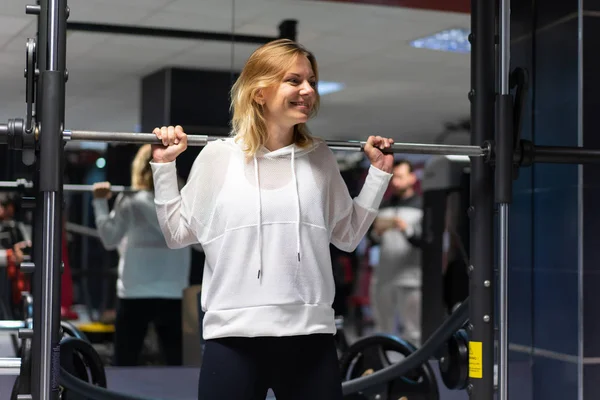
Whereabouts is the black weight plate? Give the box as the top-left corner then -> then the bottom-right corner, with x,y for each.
439,329 -> 469,390
340,334 -> 439,400
60,349 -> 92,400
61,320 -> 89,342
11,338 -> 32,400
10,377 -> 20,400
59,337 -> 107,388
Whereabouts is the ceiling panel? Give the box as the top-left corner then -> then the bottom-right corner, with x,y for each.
67,0 -> 158,24
1,0 -> 30,17
0,15 -> 31,36
305,0 -> 470,14
136,10 -> 236,32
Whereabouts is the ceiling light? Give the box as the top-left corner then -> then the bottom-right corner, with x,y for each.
318,81 -> 345,95
410,28 -> 471,54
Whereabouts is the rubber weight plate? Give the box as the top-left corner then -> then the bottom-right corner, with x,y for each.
59,336 -> 107,399
339,334 -> 439,400
10,337 -> 32,400
439,329 -> 469,390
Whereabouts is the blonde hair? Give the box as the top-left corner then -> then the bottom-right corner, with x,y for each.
230,39 -> 320,157
131,144 -> 154,191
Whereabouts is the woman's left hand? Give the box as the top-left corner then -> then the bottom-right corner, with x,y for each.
364,135 -> 395,173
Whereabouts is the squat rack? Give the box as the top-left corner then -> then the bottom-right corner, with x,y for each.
0,0 -> 598,399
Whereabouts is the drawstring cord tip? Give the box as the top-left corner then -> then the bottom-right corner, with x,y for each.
257,270 -> 261,279
297,253 -> 300,262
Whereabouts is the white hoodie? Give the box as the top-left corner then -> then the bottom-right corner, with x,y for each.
93,191 -> 191,299
150,137 -> 392,339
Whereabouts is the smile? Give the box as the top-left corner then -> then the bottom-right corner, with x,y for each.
290,102 -> 310,108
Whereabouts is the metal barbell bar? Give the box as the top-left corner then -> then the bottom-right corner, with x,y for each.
0,127 -> 488,195
1,123 -> 489,156
0,321 -> 27,332
0,180 -> 133,193
62,129 -> 488,157
1,128 -> 489,195
0,357 -> 21,375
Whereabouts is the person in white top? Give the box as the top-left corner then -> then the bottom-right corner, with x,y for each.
92,144 -> 191,366
150,39 -> 394,399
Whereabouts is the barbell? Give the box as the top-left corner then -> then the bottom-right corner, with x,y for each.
0,128 -> 489,195
0,122 -> 489,158
0,180 -> 132,193
63,129 -> 488,157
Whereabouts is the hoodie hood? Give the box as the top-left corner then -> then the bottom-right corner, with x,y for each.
228,135 -> 322,282
227,134 -> 322,159
254,140 -> 321,159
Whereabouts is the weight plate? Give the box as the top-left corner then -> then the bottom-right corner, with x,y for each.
340,334 -> 440,400
439,329 -> 469,390
59,336 -> 107,399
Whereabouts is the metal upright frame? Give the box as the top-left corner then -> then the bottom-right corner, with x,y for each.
468,0 -> 496,397
29,1 -> 68,399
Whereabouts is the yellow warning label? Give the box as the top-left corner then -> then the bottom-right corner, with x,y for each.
469,341 -> 483,378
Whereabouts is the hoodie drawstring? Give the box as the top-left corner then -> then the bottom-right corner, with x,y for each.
254,146 -> 302,282
291,146 -> 301,262
254,155 -> 263,281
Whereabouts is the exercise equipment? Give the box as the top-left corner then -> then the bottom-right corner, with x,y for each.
60,320 -> 89,342
339,334 -> 439,400
10,337 -> 31,400
0,180 -> 133,194
59,336 -> 107,400
9,334 -> 108,400
439,328 -> 469,390
420,155 -> 471,342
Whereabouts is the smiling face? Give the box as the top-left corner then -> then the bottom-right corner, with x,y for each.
230,39 -> 321,156
258,55 -> 317,130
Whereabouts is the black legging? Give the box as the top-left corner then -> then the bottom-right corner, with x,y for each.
113,298 -> 182,366
198,334 -> 343,400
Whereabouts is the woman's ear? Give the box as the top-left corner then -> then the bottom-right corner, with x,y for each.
254,89 -> 265,105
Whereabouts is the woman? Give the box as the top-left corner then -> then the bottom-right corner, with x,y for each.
92,144 -> 191,366
150,39 -> 394,399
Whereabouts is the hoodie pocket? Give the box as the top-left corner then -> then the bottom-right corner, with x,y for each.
292,229 -> 335,305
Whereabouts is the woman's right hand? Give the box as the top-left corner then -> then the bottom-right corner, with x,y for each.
92,182 -> 112,199
152,125 -> 188,163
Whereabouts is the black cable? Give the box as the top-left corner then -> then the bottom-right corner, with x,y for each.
342,298 -> 469,395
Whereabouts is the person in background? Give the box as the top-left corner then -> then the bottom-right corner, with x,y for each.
92,144 -> 192,366
370,159 -> 423,344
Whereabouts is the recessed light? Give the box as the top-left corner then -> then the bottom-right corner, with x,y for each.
410,28 -> 470,54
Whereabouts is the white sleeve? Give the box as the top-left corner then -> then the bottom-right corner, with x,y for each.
151,142 -> 226,249
327,150 -> 392,252
92,194 -> 130,250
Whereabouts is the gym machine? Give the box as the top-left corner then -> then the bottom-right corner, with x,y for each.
420,155 -> 471,344
3,0 -> 600,399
